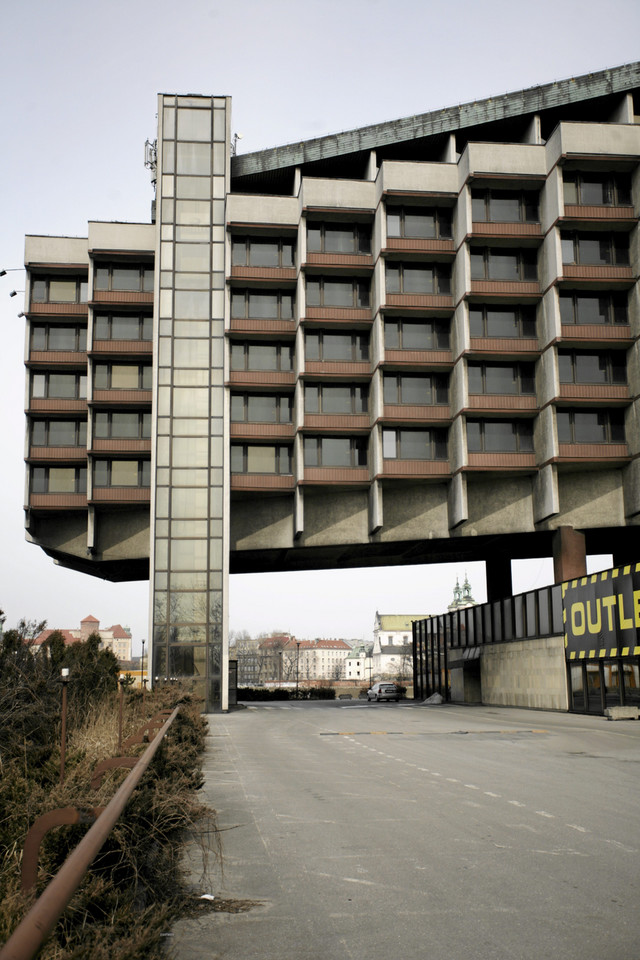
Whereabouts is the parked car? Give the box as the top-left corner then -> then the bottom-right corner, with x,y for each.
367,682 -> 400,702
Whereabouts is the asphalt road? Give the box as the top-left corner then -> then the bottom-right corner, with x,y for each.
171,701 -> 640,960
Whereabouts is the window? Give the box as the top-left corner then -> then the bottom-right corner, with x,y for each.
470,248 -> 537,281
305,331 -> 369,362
386,206 -> 452,239
94,264 -> 154,293
558,351 -> 626,385
383,374 -> 448,405
304,436 -> 367,467
31,373 -> 87,400
94,364 -> 152,390
469,305 -> 536,339
31,277 -> 87,304
94,314 -> 153,340
467,362 -> 535,395
31,466 -> 87,494
472,189 -> 539,223
231,444 -> 292,474
231,289 -> 294,320
307,223 -> 371,255
557,410 -> 625,444
467,419 -> 533,453
93,459 -> 151,487
231,237 -> 295,268
231,394 -> 292,423
386,263 -> 451,295
563,172 -> 631,207
384,319 -> 449,350
305,384 -> 368,415
561,233 -> 629,266
306,278 -> 370,308
230,342 -> 294,372
94,412 -> 151,439
31,325 -> 87,352
382,428 -> 448,460
31,420 -> 87,447
559,292 -> 628,326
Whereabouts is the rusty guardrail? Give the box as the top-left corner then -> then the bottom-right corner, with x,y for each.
0,705 -> 180,960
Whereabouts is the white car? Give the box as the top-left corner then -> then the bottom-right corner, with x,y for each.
367,682 -> 400,702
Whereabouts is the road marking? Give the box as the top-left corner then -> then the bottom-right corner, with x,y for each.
446,778 -> 460,783
484,791 -> 501,798
343,877 -> 375,886
567,823 -> 588,833
464,784 -> 479,790
508,800 -> 525,807
536,811 -> 555,819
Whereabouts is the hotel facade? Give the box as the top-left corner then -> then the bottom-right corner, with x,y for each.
23,64 -> 640,710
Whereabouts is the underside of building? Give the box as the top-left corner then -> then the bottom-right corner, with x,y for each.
23,62 -> 640,710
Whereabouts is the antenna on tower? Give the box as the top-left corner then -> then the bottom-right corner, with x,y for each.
144,139 -> 157,188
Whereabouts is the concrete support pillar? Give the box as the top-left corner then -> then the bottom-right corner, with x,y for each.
552,526 -> 586,584
485,555 -> 513,602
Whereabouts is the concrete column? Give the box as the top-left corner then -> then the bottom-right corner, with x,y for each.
485,555 -> 513,602
552,526 -> 586,584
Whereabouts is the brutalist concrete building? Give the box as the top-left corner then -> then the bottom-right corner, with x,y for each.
23,63 -> 640,710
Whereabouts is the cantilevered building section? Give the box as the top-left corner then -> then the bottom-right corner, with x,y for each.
23,64 -> 640,711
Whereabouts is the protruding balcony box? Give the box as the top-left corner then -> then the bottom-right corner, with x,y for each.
28,350 -> 87,366
228,371 -> 296,388
559,324 -> 633,345
465,453 -> 537,471
230,423 -> 295,440
561,264 -> 634,284
384,294 -> 454,311
382,349 -> 453,370
468,338 -> 539,357
471,222 -> 542,240
231,474 -> 295,492
29,493 -> 87,509
562,204 -> 636,223
28,446 -> 87,462
469,280 -> 539,297
230,265 -> 297,281
91,340 -> 153,356
459,142 -> 546,185
229,317 -> 296,336
303,361 -> 370,379
556,384 -> 629,403
91,389 -> 152,406
90,439 -> 152,454
304,306 -> 372,323
88,222 -> 155,255
546,121 -> 640,168
28,302 -> 88,317
91,291 -> 154,307
302,467 -> 369,485
557,443 -> 629,461
378,160 -> 458,199
303,414 -> 369,432
378,460 -> 450,479
466,395 -> 538,413
381,405 -> 450,423
384,238 -> 454,256
29,398 -> 87,414
300,178 -> 376,213
227,193 -> 298,226
89,488 -> 151,504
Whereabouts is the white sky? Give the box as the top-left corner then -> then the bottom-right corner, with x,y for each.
1,0 -> 636,652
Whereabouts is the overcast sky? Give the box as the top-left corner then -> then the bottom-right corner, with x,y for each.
1,0 -> 636,652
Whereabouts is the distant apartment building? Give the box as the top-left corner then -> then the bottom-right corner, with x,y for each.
21,63 -> 640,711
34,614 -> 133,662
372,612 -> 429,679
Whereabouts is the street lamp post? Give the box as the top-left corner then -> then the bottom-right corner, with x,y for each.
117,675 -> 125,753
141,638 -> 146,703
295,641 -> 301,699
59,668 -> 70,784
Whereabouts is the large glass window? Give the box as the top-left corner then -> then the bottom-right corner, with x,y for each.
384,318 -> 449,350
31,277 -> 88,304
382,429 -> 448,460
386,206 -> 452,239
307,223 -> 371,255
94,412 -> 151,439
31,420 -> 87,446
305,332 -> 369,362
306,278 -> 370,308
469,305 -> 536,339
563,172 -> 632,207
561,233 -> 629,266
31,325 -> 86,352
467,419 -> 533,453
230,444 -> 292,474
305,384 -> 368,414
468,362 -> 535,395
31,373 -> 87,400
94,364 -> 152,389
93,314 -> 153,340
231,289 -> 294,320
93,459 -> 151,487
558,351 -> 626,385
304,436 -> 367,467
470,248 -> 537,281
559,292 -> 628,326
31,466 -> 86,494
231,394 -> 292,423
386,263 -> 451,295
383,374 -> 448,405
230,342 -> 294,372
232,237 -> 295,268
472,189 -> 539,223
94,264 -> 154,293
557,409 -> 625,444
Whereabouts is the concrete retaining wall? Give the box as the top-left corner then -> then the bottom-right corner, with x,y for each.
480,636 -> 568,711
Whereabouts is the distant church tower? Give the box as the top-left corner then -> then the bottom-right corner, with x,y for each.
447,573 -> 477,612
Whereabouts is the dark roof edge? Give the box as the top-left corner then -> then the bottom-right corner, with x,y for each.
232,62 -> 640,177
